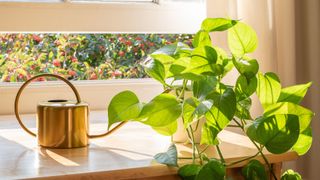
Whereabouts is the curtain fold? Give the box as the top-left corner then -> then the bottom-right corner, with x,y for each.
207,0 -> 320,179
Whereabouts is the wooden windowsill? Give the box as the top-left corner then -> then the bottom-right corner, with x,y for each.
0,111 -> 298,179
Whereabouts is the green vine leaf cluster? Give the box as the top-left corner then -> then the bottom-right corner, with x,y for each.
107,18 -> 314,180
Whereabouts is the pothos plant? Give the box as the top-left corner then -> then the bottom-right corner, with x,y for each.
107,18 -> 314,180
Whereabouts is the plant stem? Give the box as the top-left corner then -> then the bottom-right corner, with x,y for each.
200,145 -> 209,154
227,124 -> 241,128
216,145 -> 225,164
226,152 -> 259,166
193,119 -> 201,132
178,157 -> 194,160
186,127 -> 196,164
233,117 -> 278,180
189,126 -> 202,165
250,139 -> 278,180
233,118 -> 243,128
177,79 -> 188,100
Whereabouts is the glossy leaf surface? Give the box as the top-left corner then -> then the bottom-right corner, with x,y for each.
108,91 -> 143,129
242,160 -> 267,180
139,94 -> 181,127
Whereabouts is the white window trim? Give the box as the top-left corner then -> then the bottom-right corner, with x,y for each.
0,0 -> 206,115
0,0 -> 205,33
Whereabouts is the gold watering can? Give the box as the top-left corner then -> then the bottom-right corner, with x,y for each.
14,74 -> 126,149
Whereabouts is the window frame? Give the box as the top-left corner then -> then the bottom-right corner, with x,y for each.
0,0 -> 206,115
0,0 -> 205,33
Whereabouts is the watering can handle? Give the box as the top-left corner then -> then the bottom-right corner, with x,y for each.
14,73 -> 127,138
14,74 -> 82,137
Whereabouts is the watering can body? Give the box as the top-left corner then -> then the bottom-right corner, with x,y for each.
37,100 -> 89,148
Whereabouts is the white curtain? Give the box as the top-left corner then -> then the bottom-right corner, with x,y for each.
206,0 -> 320,179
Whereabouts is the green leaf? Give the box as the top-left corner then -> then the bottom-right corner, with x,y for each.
264,102 -> 314,132
228,22 -> 258,57
183,97 -> 212,128
178,164 -> 202,180
192,76 -> 217,100
281,169 -> 302,180
152,44 -> 177,56
143,59 -> 166,84
201,122 -> 219,145
214,47 -> 234,77
233,58 -> 259,80
152,121 -> 178,136
170,57 -> 190,75
170,57 -> 204,81
206,88 -> 236,129
154,143 -> 178,167
242,160 -> 267,180
278,82 -> 312,104
235,75 -> 257,100
193,30 -> 212,48
196,159 -> 225,180
108,91 -> 143,129
292,127 -> 312,155
153,42 -> 192,58
257,72 -> 281,109
139,94 -> 182,127
151,54 -> 175,78
182,46 -> 218,75
246,114 -> 300,154
235,97 -> 252,120
202,18 -> 237,32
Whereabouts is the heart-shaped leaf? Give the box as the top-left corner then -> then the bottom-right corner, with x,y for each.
278,82 -> 312,104
235,75 -> 257,101
139,93 -> 182,127
235,97 -> 252,120
151,54 -> 175,78
183,97 -> 213,128
264,102 -> 314,132
193,30 -> 212,48
196,159 -> 225,180
170,57 -> 204,81
281,169 -> 302,180
200,122 -> 219,145
202,18 -> 237,32
228,22 -> 258,57
233,58 -> 259,80
152,44 -> 177,56
178,164 -> 202,180
246,114 -> 300,154
152,121 -> 178,136
292,126 -> 312,155
205,88 -> 236,130
192,76 -> 217,100
242,160 -> 267,180
257,72 -> 281,109
108,91 -> 143,129
143,58 -> 166,85
182,46 -> 218,75
154,143 -> 178,167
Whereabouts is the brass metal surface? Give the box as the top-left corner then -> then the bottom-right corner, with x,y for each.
37,101 -> 89,148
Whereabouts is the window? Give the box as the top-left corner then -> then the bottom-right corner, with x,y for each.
0,0 -> 205,115
0,33 -> 193,82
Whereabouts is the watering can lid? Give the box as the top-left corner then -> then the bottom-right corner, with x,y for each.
38,100 -> 88,107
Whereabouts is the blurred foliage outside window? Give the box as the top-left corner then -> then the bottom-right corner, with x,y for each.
0,34 -> 193,82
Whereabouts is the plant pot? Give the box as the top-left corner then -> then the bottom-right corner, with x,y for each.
172,117 -> 205,144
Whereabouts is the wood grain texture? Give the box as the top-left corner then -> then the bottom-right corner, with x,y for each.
0,111 -> 298,179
